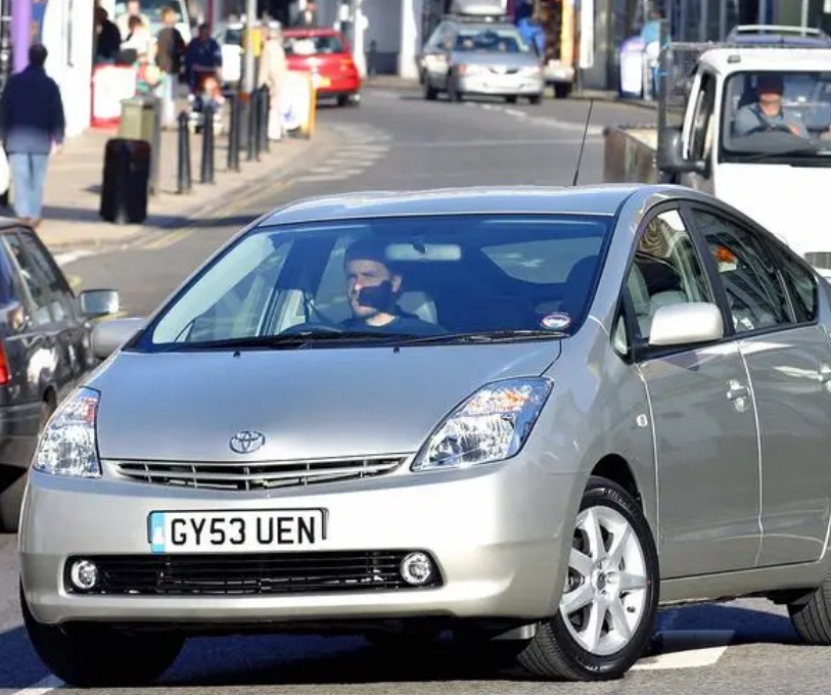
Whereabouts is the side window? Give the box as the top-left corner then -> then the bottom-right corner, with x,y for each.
689,209 -> 791,333
626,209 -> 713,343
689,71 -> 716,163
2,234 -> 53,326
777,247 -> 819,323
17,231 -> 74,321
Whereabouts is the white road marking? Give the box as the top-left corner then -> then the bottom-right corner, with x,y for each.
53,249 -> 96,266
11,674 -> 64,694
632,629 -> 734,671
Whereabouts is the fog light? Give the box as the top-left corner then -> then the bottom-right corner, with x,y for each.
400,552 -> 433,586
69,560 -> 98,590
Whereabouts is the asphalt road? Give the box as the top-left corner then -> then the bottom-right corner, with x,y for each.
2,88 -> 829,694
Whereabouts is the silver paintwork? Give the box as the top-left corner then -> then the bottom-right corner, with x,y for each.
18,184 -> 831,652
92,317 -> 144,360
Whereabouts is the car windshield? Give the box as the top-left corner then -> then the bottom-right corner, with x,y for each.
721,70 -> 831,163
134,213 -> 612,352
284,34 -> 345,56
455,27 -> 530,53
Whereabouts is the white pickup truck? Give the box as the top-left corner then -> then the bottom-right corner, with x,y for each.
604,40 -> 831,277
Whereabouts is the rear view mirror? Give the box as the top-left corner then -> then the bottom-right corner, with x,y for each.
79,289 -> 120,318
657,126 -> 706,175
92,317 -> 144,360
648,302 -> 723,347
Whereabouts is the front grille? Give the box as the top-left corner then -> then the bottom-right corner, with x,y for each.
65,551 -> 442,596
489,67 -> 519,74
110,456 -> 406,491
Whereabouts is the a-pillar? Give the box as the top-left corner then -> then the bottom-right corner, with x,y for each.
11,0 -> 32,73
398,0 -> 422,80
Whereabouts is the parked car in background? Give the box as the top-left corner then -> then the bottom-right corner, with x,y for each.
283,28 -> 361,107
0,218 -> 120,532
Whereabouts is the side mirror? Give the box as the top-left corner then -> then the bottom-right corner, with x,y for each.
648,302 -> 724,347
91,317 -> 144,360
79,289 -> 120,318
657,126 -> 706,175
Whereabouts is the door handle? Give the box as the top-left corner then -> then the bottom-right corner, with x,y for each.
726,379 -> 749,400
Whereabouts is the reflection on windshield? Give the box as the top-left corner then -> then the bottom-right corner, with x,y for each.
722,70 -> 831,161
136,214 -> 612,352
455,29 -> 529,53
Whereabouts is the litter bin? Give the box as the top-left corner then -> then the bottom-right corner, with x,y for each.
99,138 -> 151,225
119,96 -> 161,195
619,37 -> 646,99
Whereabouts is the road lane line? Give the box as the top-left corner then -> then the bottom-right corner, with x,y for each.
138,180 -> 295,251
632,629 -> 734,671
11,674 -> 63,694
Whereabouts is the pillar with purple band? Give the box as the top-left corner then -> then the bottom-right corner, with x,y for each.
10,0 -> 32,74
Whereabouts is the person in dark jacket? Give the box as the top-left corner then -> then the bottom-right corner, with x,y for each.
0,44 -> 65,230
293,1 -> 319,27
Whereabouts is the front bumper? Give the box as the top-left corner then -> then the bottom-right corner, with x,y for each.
20,460 -> 579,628
458,73 -> 543,96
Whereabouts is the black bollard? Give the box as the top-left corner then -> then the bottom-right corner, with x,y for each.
227,92 -> 241,173
200,103 -> 216,184
246,90 -> 257,161
177,110 -> 192,194
259,85 -> 270,153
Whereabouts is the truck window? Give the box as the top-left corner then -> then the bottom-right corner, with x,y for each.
721,70 -> 831,163
689,71 -> 716,162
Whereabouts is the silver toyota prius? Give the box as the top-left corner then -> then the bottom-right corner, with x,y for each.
18,184 -> 831,686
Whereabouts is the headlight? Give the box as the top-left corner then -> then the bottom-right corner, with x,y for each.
411,377 -> 553,472
33,387 -> 101,478
460,64 -> 486,75
521,65 -> 542,76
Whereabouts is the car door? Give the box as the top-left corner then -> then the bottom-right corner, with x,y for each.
2,231 -> 77,401
687,205 -> 831,567
16,229 -> 92,385
680,68 -> 716,193
622,204 -> 761,578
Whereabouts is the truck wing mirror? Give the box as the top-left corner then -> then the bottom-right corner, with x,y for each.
657,126 -> 707,175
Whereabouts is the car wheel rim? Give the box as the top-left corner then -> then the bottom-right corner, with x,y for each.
559,505 -> 648,656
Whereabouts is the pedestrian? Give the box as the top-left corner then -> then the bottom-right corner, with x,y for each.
154,6 -> 186,128
258,24 -> 288,141
293,1 -> 319,27
116,0 -> 151,41
0,44 -> 65,231
94,7 -> 123,64
184,23 -> 223,92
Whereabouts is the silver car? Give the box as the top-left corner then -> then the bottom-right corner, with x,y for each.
18,184 -> 831,686
419,20 -> 544,104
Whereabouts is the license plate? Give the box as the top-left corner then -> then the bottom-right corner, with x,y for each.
312,75 -> 331,88
148,509 -> 327,554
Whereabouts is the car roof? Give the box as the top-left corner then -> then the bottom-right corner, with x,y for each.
698,46 -> 831,74
258,184 -> 677,227
0,216 -> 21,230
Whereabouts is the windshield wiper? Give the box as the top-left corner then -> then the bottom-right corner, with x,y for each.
734,146 -> 824,163
392,329 -> 566,346
164,331 -> 413,351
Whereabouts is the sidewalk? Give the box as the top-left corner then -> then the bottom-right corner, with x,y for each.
0,121 -> 336,254
362,74 -> 658,110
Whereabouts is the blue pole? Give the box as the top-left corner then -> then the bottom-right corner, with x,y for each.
11,0 -> 32,74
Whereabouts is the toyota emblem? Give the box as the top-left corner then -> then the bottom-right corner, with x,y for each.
229,430 -> 266,454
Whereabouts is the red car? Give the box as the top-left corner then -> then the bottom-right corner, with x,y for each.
283,28 -> 361,107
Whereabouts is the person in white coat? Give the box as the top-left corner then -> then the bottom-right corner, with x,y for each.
257,24 -> 288,141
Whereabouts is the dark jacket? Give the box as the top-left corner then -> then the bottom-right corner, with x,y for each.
156,26 -> 185,74
0,65 -> 66,154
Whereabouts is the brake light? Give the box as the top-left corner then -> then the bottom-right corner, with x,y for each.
340,57 -> 355,71
0,340 -> 9,386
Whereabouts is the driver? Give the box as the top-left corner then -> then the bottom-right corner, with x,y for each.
341,238 -> 443,335
733,74 -> 807,138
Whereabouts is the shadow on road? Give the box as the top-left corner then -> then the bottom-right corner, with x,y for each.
0,624 -> 49,690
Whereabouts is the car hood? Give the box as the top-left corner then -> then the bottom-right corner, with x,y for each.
90,343 -> 561,462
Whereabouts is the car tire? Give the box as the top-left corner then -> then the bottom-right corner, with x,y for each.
788,579 -> 831,644
514,475 -> 660,681
528,94 -> 542,105
0,400 -> 54,532
423,73 -> 438,100
20,583 -> 185,688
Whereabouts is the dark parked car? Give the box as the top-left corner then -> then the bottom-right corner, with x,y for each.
0,218 -> 120,531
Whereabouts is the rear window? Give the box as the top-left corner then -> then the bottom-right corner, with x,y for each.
455,28 -> 530,53
284,34 -> 345,56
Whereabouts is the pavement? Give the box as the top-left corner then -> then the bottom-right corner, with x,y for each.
2,86 -> 828,694
0,114 -> 338,258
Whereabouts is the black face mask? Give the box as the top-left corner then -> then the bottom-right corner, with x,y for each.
357,281 -> 395,313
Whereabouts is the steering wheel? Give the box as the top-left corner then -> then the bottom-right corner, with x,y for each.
280,321 -> 345,335
745,123 -> 794,136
